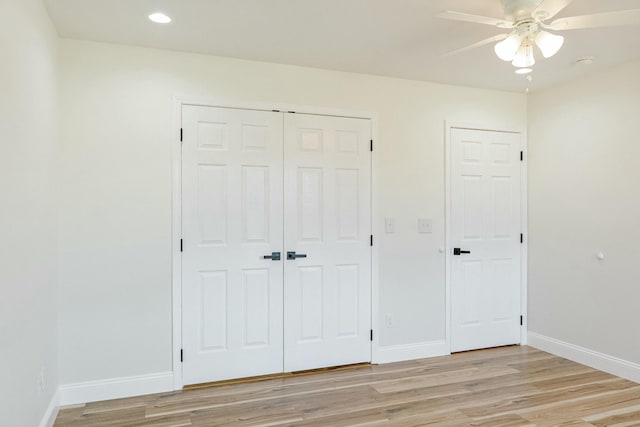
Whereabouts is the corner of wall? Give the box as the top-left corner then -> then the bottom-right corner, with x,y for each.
38,391 -> 60,427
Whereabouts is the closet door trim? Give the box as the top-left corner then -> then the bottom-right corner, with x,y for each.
171,97 -> 379,389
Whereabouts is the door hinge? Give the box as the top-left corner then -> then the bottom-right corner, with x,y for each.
520,233 -> 523,244
288,111 -> 296,114
520,151 -> 523,161
180,349 -> 183,362
520,316 -> 523,326
180,128 -> 183,142
370,139 -> 373,152
180,239 -> 183,252
370,330 -> 373,341
271,109 -> 280,112
370,235 -> 373,247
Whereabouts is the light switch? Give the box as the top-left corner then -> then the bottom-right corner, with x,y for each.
385,218 -> 396,233
418,218 -> 432,234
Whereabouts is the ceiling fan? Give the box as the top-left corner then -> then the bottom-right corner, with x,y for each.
438,0 -> 640,69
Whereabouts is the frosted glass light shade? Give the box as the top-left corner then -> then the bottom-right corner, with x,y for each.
149,12 -> 172,24
494,33 -> 522,61
535,31 -> 564,58
512,44 -> 535,67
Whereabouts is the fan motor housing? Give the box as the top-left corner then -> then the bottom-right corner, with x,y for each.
504,0 -> 543,21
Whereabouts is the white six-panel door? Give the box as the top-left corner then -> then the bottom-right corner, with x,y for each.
283,114 -> 372,372
181,106 -> 372,384
181,106 -> 284,385
450,128 -> 521,353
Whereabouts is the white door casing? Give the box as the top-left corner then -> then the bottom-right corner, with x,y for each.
181,105 -> 284,385
450,128 -> 522,353
283,114 -> 372,372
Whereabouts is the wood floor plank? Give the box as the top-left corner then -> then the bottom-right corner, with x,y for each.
372,383 -> 545,422
53,346 -> 640,426
54,407 -> 147,426
378,410 -> 472,426
520,387 -> 640,426
461,379 -> 639,419
528,370 -> 616,390
274,407 -> 389,426
583,403 -> 640,423
467,413 -> 535,426
372,366 -> 520,393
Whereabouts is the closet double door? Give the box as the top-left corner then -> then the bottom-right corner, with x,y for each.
181,105 -> 371,385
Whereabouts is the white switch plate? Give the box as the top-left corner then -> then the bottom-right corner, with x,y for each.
385,314 -> 394,327
385,218 -> 396,233
418,218 -> 432,233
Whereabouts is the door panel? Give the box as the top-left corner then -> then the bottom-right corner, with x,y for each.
182,105 -> 284,385
451,128 -> 521,353
182,107 -> 372,383
283,114 -> 371,372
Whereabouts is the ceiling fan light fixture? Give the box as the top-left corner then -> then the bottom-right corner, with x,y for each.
535,31 -> 564,58
494,33 -> 522,61
512,43 -> 535,67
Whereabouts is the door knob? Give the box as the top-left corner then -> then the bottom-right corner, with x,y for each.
287,251 -> 307,260
453,248 -> 471,256
263,252 -> 281,261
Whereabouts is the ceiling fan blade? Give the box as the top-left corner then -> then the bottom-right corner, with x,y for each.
532,0 -> 573,21
437,11 -> 513,29
444,34 -> 508,57
547,9 -> 640,30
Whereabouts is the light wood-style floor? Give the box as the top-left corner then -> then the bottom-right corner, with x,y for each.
54,346 -> 640,426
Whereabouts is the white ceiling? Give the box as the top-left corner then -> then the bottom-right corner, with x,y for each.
44,0 -> 640,92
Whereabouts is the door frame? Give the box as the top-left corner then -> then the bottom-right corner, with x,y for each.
171,96 -> 379,389
444,121 -> 528,354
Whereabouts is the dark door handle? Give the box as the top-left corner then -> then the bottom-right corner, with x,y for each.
263,252 -> 281,261
287,251 -> 307,260
453,248 -> 471,256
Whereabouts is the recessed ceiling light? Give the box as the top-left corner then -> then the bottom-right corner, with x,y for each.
148,12 -> 172,24
515,68 -> 533,75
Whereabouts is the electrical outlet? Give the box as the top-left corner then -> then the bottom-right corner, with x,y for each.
385,314 -> 394,327
385,218 -> 396,234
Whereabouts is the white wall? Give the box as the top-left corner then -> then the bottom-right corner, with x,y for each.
0,0 -> 59,425
57,39 -> 526,384
528,59 -> 640,365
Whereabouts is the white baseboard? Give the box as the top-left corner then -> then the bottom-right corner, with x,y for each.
374,339 -> 448,364
59,371 -> 174,406
528,332 -> 640,384
38,390 -> 59,427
